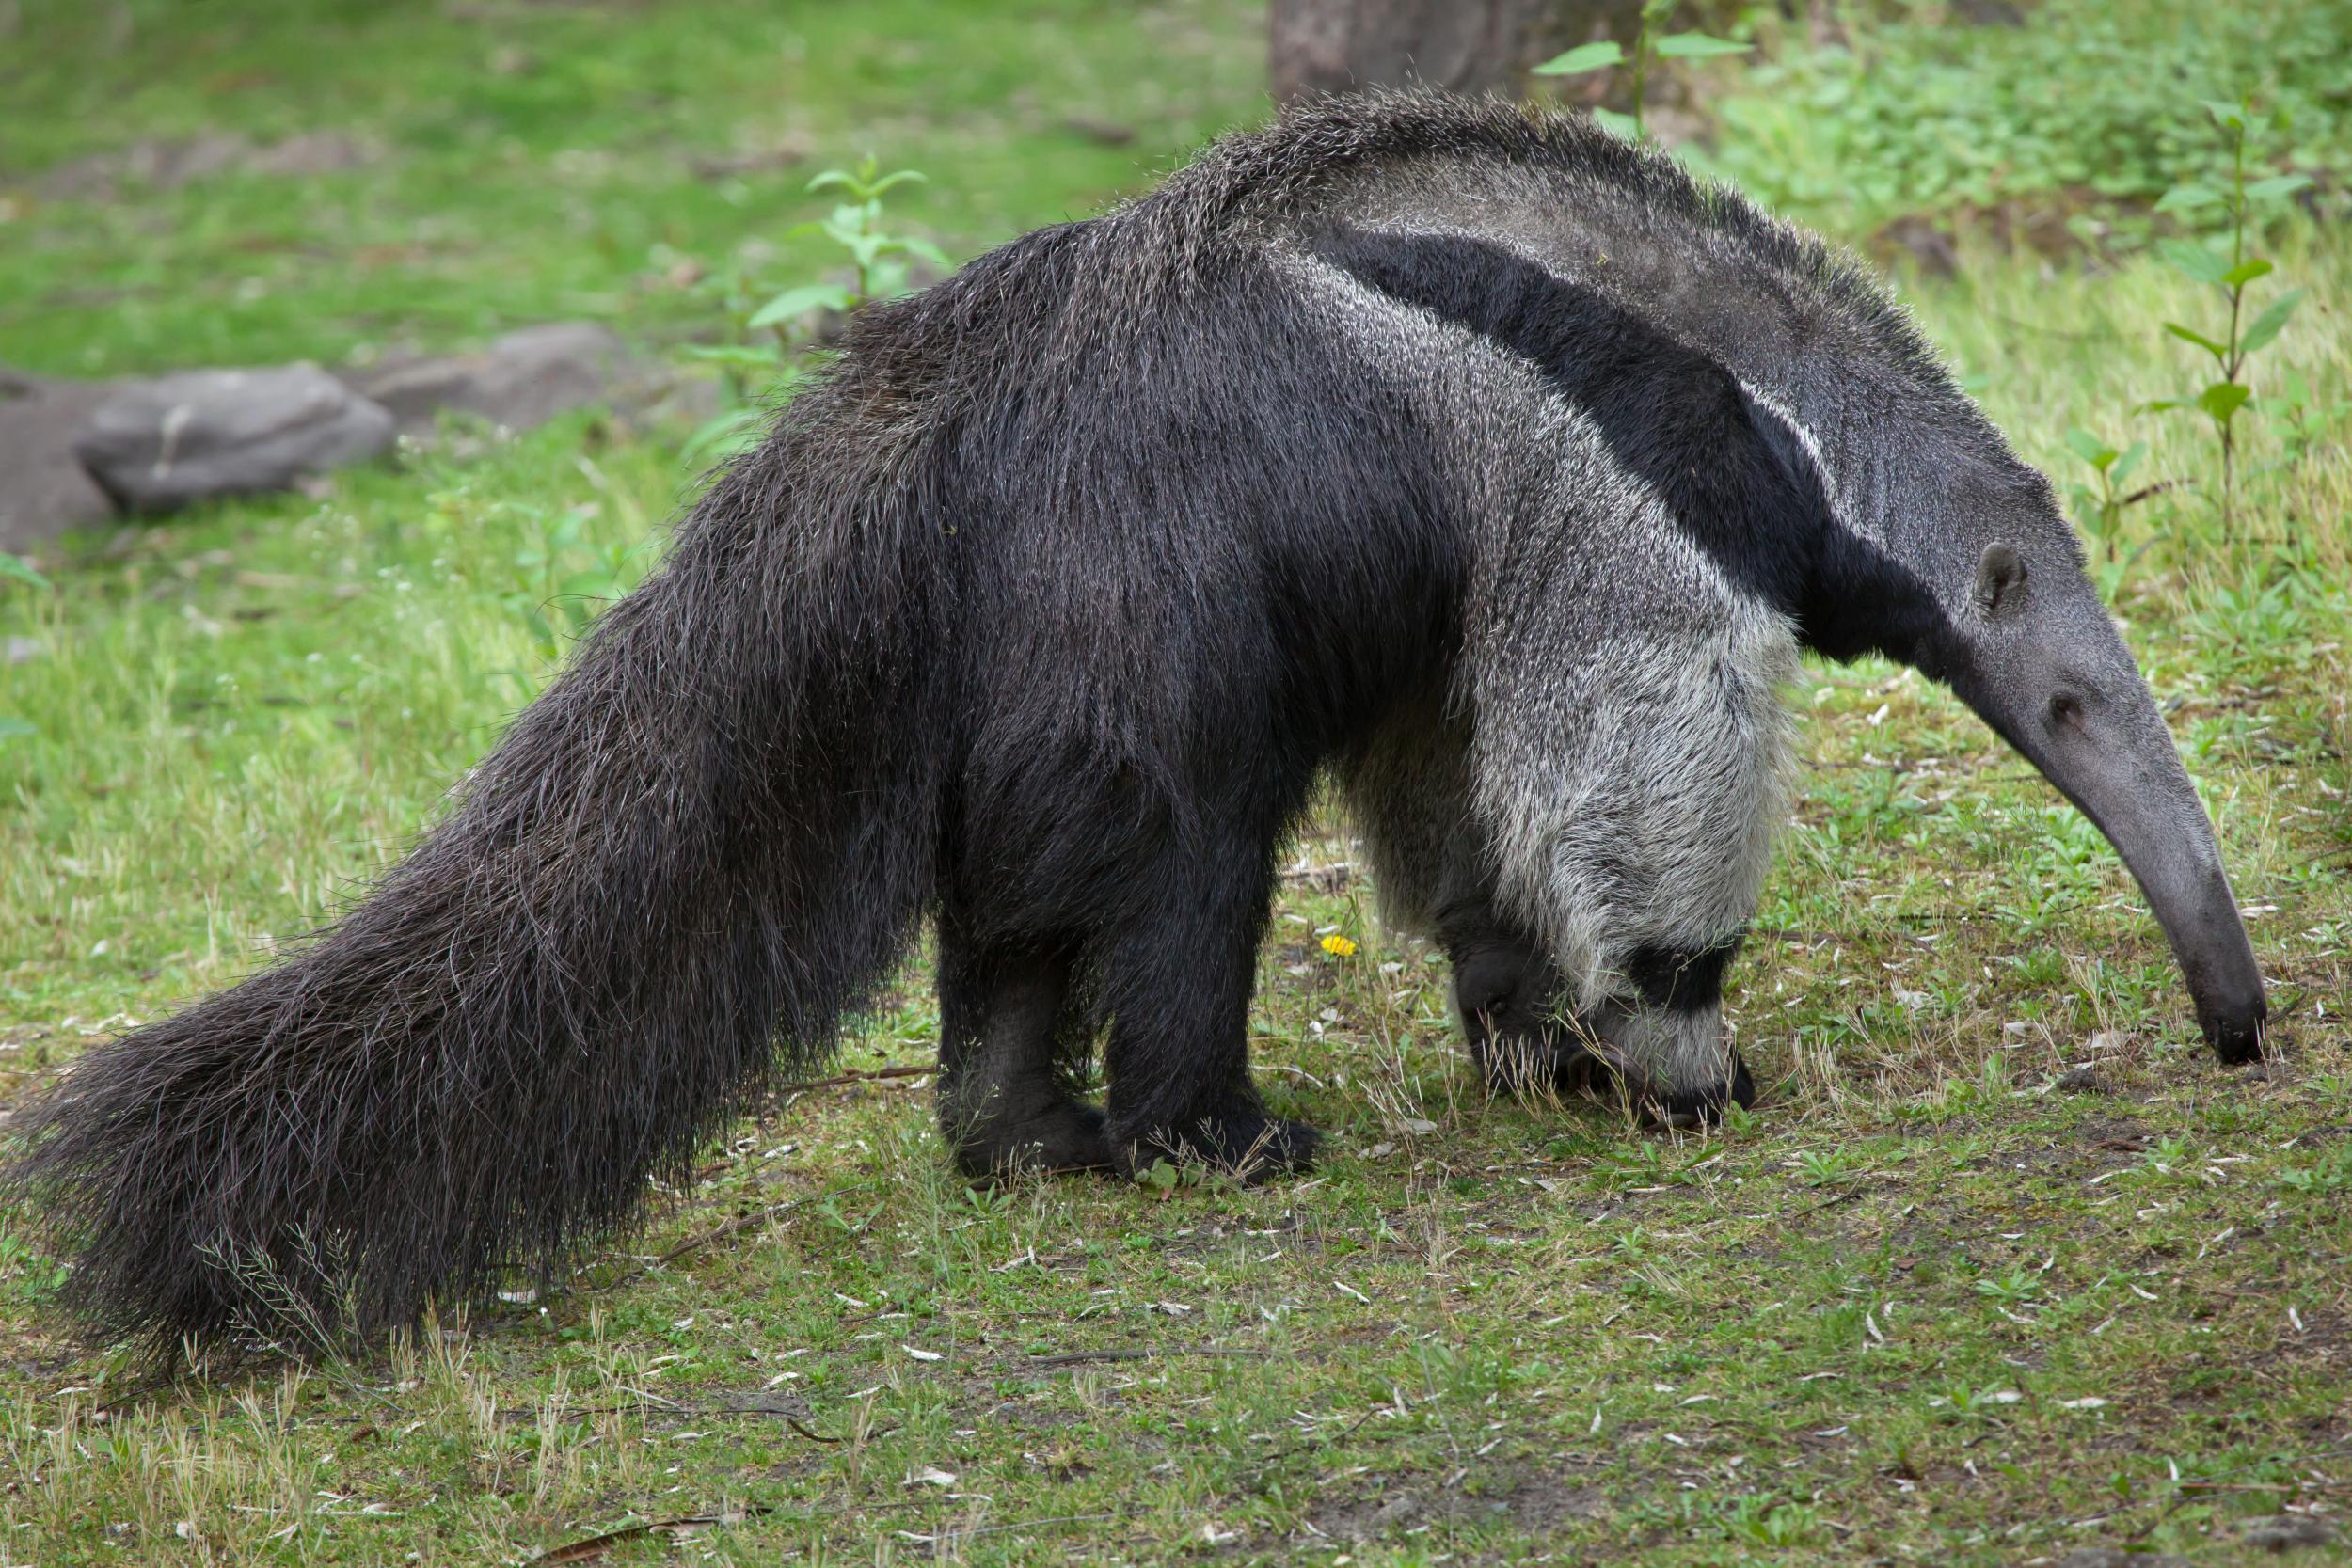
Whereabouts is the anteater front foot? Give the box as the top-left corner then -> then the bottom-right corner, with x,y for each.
951,1099 -> 1115,1179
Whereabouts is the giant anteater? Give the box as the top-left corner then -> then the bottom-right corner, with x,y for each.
10,92 -> 2266,1359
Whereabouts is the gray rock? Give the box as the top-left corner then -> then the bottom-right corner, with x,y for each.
0,366 -> 118,552
2240,1514 -> 2339,1552
1362,1490 -> 1423,1535
345,322 -> 637,439
2054,1064 -> 2100,1093
73,364 -> 394,514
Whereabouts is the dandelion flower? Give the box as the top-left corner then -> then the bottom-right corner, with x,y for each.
1320,934 -> 1358,958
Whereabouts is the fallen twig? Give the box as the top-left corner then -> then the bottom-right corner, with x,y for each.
777,1064 -> 931,1093
534,1505 -> 772,1564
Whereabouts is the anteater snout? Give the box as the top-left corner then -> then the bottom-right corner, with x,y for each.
2202,994 -> 2268,1067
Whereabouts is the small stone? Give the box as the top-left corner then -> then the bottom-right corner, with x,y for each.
2054,1064 -> 2099,1093
74,365 -> 394,514
344,322 -> 640,440
2240,1514 -> 2339,1552
1355,1489 -> 1421,1540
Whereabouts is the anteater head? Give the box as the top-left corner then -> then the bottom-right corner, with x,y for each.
1873,454 -> 2268,1066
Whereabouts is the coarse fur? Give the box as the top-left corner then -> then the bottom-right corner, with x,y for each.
9,91 -> 2264,1360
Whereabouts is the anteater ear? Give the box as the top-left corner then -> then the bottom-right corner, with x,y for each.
1974,542 -> 2028,618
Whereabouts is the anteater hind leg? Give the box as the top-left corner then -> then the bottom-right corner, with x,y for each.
1097,844 -> 1318,1181
935,930 -> 1112,1178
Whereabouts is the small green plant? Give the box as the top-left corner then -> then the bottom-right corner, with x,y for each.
780,161 -> 948,314
2062,426 -> 2152,585
1717,1098 -> 1762,1137
2139,1134 -> 2200,1181
1594,1141 -> 1675,1191
0,1225 -> 69,1304
1793,1148 -> 1853,1187
960,1184 -> 1015,1220
1534,0 -> 1749,141
1973,1267 -> 2041,1306
1723,1493 -> 1823,1549
814,1194 -> 879,1237
2268,369 -> 2352,471
1135,1157 -> 1211,1197
2142,99 -> 2312,539
1930,1382 -> 2024,1419
2177,563 -> 2324,681
682,160 -> 946,464
2279,1144 -> 2352,1194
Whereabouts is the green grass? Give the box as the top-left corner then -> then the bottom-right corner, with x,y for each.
0,0 -> 1262,377
1686,0 -> 2352,250
5,3 -> 2352,1564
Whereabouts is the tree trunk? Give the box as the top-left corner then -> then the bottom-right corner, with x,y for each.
1268,0 -> 1636,103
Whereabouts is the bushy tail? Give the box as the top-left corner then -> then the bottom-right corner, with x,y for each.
8,412 -> 947,1360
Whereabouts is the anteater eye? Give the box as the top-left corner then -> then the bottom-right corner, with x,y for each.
2050,693 -> 2086,730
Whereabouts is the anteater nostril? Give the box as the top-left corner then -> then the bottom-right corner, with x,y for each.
2050,693 -> 2086,731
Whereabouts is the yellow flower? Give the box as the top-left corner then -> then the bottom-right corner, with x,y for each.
1320,934 -> 1358,958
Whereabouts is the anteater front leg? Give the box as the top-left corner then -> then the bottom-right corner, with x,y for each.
1339,687 -> 1595,1098
1450,921 -> 1759,1122
1097,847 -> 1319,1181
1440,914 -> 1595,1098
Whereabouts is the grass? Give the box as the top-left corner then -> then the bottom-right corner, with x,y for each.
0,0 -> 1262,377
4,2 -> 2352,1564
